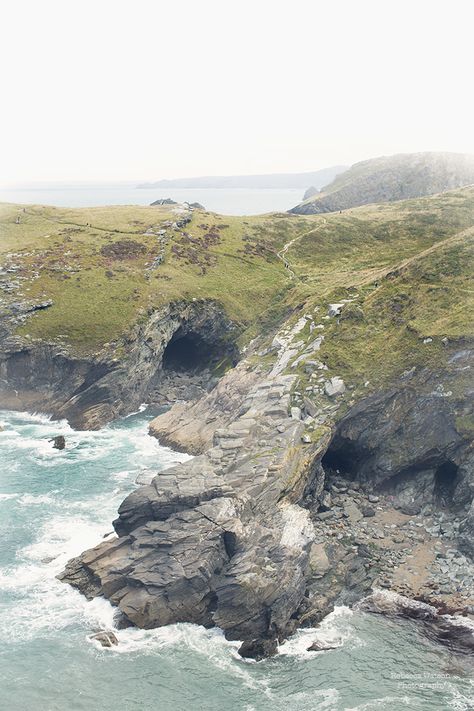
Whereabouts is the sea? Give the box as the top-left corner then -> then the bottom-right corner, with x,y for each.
0,408 -> 473,711
0,184 -> 304,216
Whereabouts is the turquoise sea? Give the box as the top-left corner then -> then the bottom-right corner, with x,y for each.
0,408 -> 473,710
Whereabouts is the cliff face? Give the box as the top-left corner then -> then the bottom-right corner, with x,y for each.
290,152 -> 474,214
1,183 -> 473,657
0,300 -> 237,429
59,313 -> 474,658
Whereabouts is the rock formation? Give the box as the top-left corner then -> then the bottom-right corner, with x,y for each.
1,181 -> 472,658
0,300 -> 237,429
59,315 -> 474,657
290,152 -> 474,214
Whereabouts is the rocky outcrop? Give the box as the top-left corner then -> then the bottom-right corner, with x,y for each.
148,359 -> 261,453
61,376 -> 330,646
357,591 -> 474,655
322,353 -> 474,515
0,299 -> 238,429
50,435 -> 66,450
59,307 -> 474,657
150,198 -> 177,206
290,152 -> 474,214
59,366 -> 332,655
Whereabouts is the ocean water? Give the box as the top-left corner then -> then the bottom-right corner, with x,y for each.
0,185 -> 303,216
0,408 -> 473,711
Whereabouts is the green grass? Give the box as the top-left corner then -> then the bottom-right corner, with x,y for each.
1,187 -> 473,382
0,203 -> 306,353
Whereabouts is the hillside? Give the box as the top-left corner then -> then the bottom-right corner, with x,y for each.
1,188 -> 472,362
2,187 -> 474,659
290,152 -> 474,214
138,165 -> 346,190
0,186 -> 473,422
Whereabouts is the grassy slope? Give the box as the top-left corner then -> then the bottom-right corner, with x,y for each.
0,190 -> 473,389
0,203 -> 309,352
283,188 -> 474,391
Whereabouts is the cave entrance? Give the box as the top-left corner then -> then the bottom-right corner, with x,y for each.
162,331 -> 218,373
434,461 -> 459,508
321,437 -> 369,481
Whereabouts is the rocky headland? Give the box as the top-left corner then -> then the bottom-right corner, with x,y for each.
290,152 -> 474,214
1,175 -> 473,658
59,306 -> 474,658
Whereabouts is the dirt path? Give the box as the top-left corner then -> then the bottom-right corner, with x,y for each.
276,217 -> 327,277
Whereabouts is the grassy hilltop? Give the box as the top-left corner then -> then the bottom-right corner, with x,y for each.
0,203 -> 307,350
0,188 -> 473,393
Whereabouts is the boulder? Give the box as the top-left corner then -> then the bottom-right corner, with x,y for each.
309,543 -> 330,577
325,377 -> 346,397
90,630 -> 119,648
307,639 -> 338,652
343,501 -> 363,522
319,491 -> 332,512
238,638 -> 278,660
400,502 -> 421,516
50,435 -> 66,450
328,303 -> 345,317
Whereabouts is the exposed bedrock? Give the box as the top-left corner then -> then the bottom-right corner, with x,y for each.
59,372 -> 328,654
322,357 -> 474,516
0,299 -> 238,428
59,343 -> 474,657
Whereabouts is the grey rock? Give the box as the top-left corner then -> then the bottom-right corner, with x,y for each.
50,435 -> 66,450
238,638 -> 278,660
324,377 -> 346,397
90,630 -> 119,648
328,303 -> 345,317
307,639 -> 338,652
400,503 -> 422,516
319,491 -> 332,511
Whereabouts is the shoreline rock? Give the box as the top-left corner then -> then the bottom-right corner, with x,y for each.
58,332 -> 474,658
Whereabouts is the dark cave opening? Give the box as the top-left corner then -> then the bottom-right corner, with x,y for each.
434,461 -> 460,507
321,437 -> 369,481
162,331 -> 219,373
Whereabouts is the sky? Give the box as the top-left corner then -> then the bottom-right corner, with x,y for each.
1,0 -> 473,184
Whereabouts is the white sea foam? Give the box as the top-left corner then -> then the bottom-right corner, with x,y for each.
0,493 -> 17,501
0,408 -> 192,647
123,403 -> 149,417
17,493 -> 56,506
346,697 -> 413,710
278,606 -> 355,658
447,687 -> 474,711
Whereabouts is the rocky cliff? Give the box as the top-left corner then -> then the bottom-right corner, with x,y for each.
60,310 -> 474,658
0,299 -> 237,428
290,152 -> 474,214
1,183 -> 473,657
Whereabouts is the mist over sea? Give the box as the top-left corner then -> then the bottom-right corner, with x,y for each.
0,184 -> 304,215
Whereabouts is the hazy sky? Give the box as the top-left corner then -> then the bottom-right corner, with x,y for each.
1,0 -> 473,184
